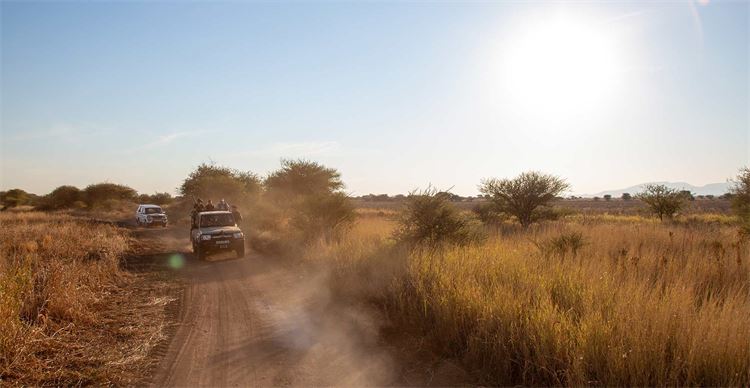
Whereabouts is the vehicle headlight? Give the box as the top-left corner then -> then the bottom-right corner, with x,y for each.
233,232 -> 244,239
200,235 -> 211,241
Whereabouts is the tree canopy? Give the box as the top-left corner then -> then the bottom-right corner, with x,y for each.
180,163 -> 261,203
265,159 -> 344,200
479,171 -> 569,227
83,183 -> 137,206
731,167 -> 750,234
636,184 -> 687,221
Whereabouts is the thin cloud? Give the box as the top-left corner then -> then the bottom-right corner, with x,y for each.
123,130 -> 209,154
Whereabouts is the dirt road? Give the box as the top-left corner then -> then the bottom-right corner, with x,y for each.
130,224 -> 465,386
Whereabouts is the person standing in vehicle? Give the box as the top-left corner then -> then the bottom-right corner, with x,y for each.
231,205 -> 242,224
205,199 -> 215,211
191,198 -> 204,226
217,199 -> 230,211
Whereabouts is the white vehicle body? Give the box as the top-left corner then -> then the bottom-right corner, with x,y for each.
135,204 -> 168,227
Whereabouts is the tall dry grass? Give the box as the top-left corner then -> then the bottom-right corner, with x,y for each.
0,212 -> 128,384
313,214 -> 750,385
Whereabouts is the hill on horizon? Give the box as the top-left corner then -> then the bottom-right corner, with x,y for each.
586,182 -> 731,198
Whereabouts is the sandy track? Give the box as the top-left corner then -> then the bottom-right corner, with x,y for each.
137,225 -> 397,386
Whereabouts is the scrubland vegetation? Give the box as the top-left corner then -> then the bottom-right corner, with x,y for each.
0,212 -> 169,385
2,162 -> 748,385
227,164 -> 750,386
315,216 -> 749,385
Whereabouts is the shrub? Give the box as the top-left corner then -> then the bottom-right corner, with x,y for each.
622,192 -> 632,200
534,231 -> 586,259
637,184 -> 686,221
1,188 -> 31,209
180,163 -> 261,204
137,192 -> 173,205
479,171 -> 569,227
44,185 -> 82,209
289,192 -> 357,242
251,160 -> 354,249
680,190 -> 695,201
395,188 -> 483,246
731,167 -> 750,234
472,201 -> 506,226
265,159 -> 344,202
83,183 -> 137,206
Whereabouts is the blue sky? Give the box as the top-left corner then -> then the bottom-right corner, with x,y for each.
1,1 -> 747,196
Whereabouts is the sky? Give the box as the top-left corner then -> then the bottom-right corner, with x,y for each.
1,1 -> 748,196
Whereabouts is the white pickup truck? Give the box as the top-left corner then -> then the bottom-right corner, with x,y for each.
135,204 -> 168,227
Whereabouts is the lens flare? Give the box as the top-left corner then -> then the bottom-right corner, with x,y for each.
168,253 -> 185,269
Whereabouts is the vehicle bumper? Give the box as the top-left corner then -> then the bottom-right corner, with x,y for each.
198,238 -> 244,253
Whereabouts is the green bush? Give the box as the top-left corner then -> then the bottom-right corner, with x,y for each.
0,189 -> 31,209
265,159 -> 344,202
472,201 -> 506,225
44,185 -> 82,209
637,184 -> 686,221
180,163 -> 261,204
83,183 -> 137,207
290,192 -> 357,243
479,171 -> 569,227
137,192 -> 173,205
731,167 -> 750,235
395,188 -> 484,246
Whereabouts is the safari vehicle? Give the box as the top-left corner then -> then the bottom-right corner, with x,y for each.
191,210 -> 245,260
135,204 -> 168,227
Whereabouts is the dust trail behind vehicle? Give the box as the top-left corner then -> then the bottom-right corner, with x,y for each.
143,223 -> 463,386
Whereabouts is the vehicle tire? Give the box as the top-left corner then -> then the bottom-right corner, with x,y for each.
192,242 -> 201,259
196,245 -> 205,260
162,222 -> 167,228
236,246 -> 245,259
136,218 -> 140,226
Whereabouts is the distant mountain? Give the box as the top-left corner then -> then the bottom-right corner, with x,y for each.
588,182 -> 731,198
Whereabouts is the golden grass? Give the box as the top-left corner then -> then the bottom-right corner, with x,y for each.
564,212 -> 738,226
0,211 -> 173,385
314,213 -> 750,386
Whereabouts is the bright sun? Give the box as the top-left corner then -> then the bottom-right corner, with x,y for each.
500,17 -> 623,117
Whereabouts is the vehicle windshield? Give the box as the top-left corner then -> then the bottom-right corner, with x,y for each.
200,213 -> 235,227
145,207 -> 163,214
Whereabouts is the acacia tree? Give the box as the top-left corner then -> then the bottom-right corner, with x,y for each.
83,183 -> 137,206
264,159 -> 343,201
180,163 -> 261,203
265,159 -> 354,242
636,184 -> 686,221
46,185 -> 82,209
479,171 -> 569,227
731,167 -> 750,234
